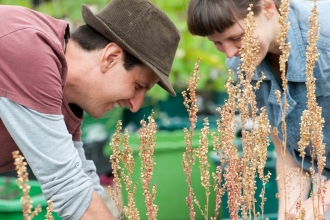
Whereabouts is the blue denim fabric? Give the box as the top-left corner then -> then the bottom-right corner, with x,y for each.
227,0 -> 330,176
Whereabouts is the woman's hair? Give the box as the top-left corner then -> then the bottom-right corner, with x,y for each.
71,25 -> 142,70
187,0 -> 281,36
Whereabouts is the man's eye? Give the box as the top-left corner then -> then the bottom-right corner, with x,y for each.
135,83 -> 142,90
214,41 -> 222,45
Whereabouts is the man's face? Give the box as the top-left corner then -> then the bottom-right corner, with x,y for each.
84,60 -> 159,118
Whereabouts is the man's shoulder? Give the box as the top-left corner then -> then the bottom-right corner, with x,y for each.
0,5 -> 67,45
0,7 -> 68,116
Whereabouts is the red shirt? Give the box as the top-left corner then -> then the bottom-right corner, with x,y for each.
0,5 -> 82,172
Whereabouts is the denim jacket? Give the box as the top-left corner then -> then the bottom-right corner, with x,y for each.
227,0 -> 330,176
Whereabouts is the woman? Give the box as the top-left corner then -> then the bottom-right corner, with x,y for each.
187,0 -> 330,219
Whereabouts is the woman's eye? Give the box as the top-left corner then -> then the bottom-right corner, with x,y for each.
232,34 -> 244,42
232,36 -> 241,41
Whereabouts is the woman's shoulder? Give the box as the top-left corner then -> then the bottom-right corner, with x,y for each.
290,0 -> 330,36
226,57 -> 241,72
289,0 -> 330,53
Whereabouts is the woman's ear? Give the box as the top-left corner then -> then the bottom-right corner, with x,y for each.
262,0 -> 277,20
100,42 -> 124,73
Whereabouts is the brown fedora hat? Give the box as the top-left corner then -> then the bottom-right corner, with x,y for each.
81,0 -> 180,96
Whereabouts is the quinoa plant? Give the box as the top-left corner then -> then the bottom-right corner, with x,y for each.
12,151 -> 54,220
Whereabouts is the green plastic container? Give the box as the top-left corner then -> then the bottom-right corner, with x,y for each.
210,143 -> 278,219
0,177 -> 61,220
105,130 -> 223,220
221,213 -> 278,220
82,108 -> 124,175
81,107 -> 124,144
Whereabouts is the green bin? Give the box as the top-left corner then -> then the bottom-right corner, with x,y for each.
210,141 -> 278,219
221,213 -> 278,220
105,130 -> 223,220
82,108 -> 124,144
0,177 -> 61,220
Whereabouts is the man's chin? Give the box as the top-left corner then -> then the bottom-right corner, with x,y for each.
85,110 -> 105,119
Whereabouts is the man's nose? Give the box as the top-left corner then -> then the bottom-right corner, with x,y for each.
128,90 -> 146,113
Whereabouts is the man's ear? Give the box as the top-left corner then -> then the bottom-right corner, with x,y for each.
262,0 -> 277,20
100,42 -> 124,73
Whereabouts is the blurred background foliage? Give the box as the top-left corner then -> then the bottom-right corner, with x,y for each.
1,0 -> 228,102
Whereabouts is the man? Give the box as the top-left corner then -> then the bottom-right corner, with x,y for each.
0,0 -> 180,219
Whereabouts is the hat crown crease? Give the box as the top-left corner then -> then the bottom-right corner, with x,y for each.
96,8 -> 170,75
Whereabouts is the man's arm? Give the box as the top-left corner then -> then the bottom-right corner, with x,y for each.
0,97 -> 115,220
81,190 -> 116,220
73,141 -> 104,195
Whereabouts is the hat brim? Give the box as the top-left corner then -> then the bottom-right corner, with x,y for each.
81,4 -> 176,96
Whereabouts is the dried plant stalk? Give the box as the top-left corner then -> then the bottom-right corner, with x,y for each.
138,112 -> 158,220
211,70 -> 239,220
274,0 -> 291,217
182,4 -> 271,220
275,0 -> 326,219
256,108 -> 272,219
109,121 -> 124,218
215,75 -> 243,219
121,129 -> 140,220
45,200 -> 54,220
109,120 -> 140,220
182,58 -> 203,220
183,59 -> 230,220
234,4 -> 269,219
276,0 -> 290,91
298,1 -> 326,219
12,150 -> 42,220
110,114 -> 160,220
193,118 -> 211,219
182,7 -> 271,218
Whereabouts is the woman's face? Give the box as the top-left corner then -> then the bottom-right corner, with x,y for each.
207,2 -> 280,63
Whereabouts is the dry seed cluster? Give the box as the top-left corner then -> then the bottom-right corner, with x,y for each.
181,5 -> 271,220
298,1 -> 326,219
12,151 -> 42,220
274,0 -> 291,216
109,121 -> 139,220
12,151 -> 54,220
108,114 -> 158,220
138,114 -> 158,220
273,0 -> 326,219
182,58 -> 203,219
223,5 -> 270,219
45,200 -> 55,220
107,1 -> 327,219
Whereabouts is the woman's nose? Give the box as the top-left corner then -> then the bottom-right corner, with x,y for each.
222,43 -> 239,59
